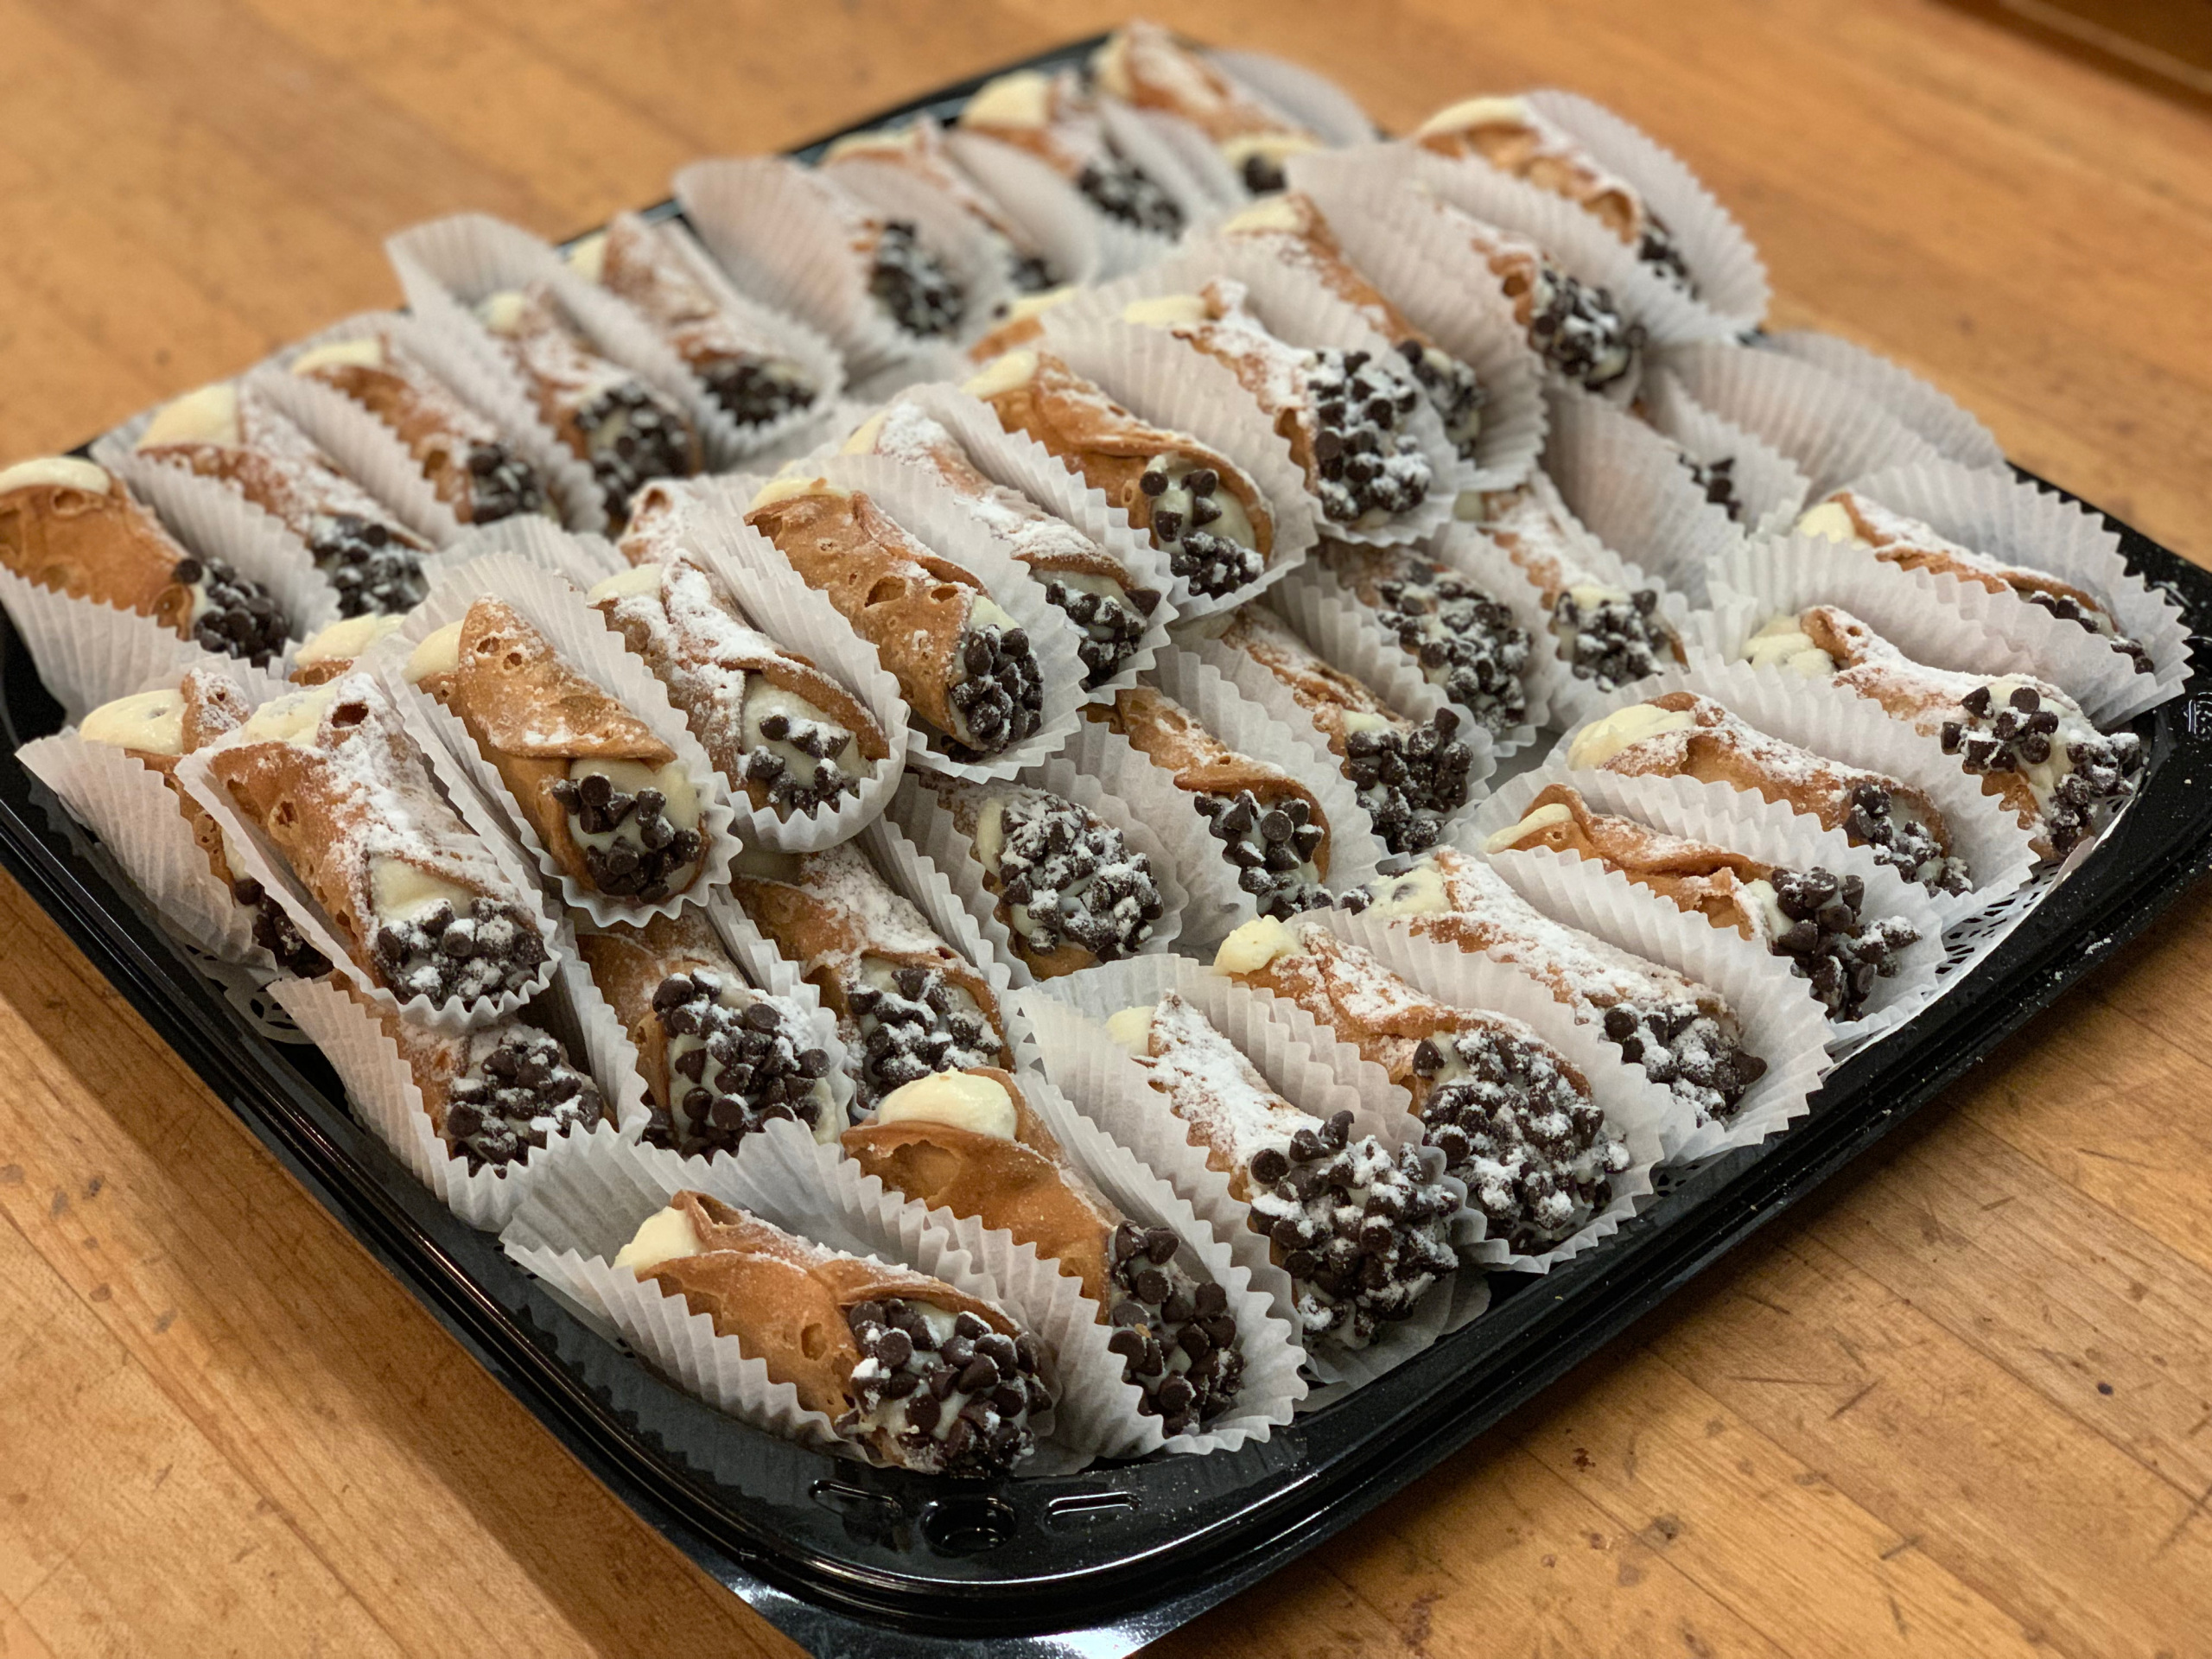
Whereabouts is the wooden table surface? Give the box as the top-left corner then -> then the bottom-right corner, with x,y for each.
3,2 -> 2209,1655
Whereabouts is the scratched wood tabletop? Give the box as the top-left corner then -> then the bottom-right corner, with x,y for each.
3,1 -> 2209,1655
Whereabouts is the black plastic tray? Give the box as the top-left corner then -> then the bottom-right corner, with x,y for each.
9,39 -> 2212,1657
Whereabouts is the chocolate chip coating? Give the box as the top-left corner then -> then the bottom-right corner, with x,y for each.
868,219 -> 966,340
461,440 -> 550,524
572,381 -> 696,525
647,968 -> 828,1159
1764,865 -> 1918,1020
1525,259 -> 1642,392
175,556 -> 288,665
1552,587 -> 1673,690
698,357 -> 818,428
308,512 -> 429,617
839,1297 -> 1045,1477
1076,151 -> 1184,235
441,1027 -> 602,1173
944,622 -> 1045,759
370,894 -> 550,1008
1104,1222 -> 1243,1434
1192,788 -> 1328,918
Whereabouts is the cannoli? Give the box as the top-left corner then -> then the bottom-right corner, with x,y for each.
1472,482 -> 1683,690
728,842 -> 1012,1110
957,68 -> 1185,236
842,399 -> 1160,687
744,475 -> 1042,759
1105,991 -> 1459,1349
1121,278 -> 1433,531
824,116 -> 1064,292
1412,189 -> 1641,393
1567,690 -> 1973,894
0,457 -> 290,664
349,978 -> 605,1171
79,671 -> 329,976
613,1190 -> 1048,1477
586,557 -> 887,820
289,613 -> 406,686
1213,607 -> 1473,856
564,213 -> 821,429
1215,915 -> 1630,1251
472,286 -> 701,527
1341,845 -> 1768,1124
1745,606 -> 2142,860
405,599 -> 708,904
1481,783 -> 1919,1020
1218,193 -> 1487,456
1315,540 -> 1532,738
796,168 -> 969,342
910,772 -> 1166,977
965,347 -> 1274,600
1086,685 -> 1331,918
843,1067 -> 1244,1434
1091,22 -> 1317,194
288,328 -> 550,526
134,382 -> 430,617
200,672 -> 552,1007
1799,491 -> 2152,675
575,909 -> 839,1155
1416,94 -> 1694,291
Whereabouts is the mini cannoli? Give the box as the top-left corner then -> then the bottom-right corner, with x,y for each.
1412,189 -> 1641,393
965,347 -> 1274,600
844,1066 -> 1245,1435
744,475 -> 1042,760
957,67 -> 1185,236
1215,915 -> 1630,1251
824,115 -> 1065,292
1121,278 -> 1433,531
1472,482 -> 1683,690
842,400 -> 1160,688
1087,685 -> 1330,918
472,286 -> 701,527
135,382 -> 430,617
348,978 -> 605,1171
729,842 -> 1012,1110
1567,691 -> 1973,894
613,1190 -> 1048,1477
575,909 -> 840,1155
200,672 -> 552,1008
1481,783 -> 1919,1020
1091,22 -> 1318,194
586,557 -> 888,820
1106,990 -> 1459,1350
0,457 -> 290,664
1745,605 -> 2142,860
911,772 -> 1166,977
1799,491 -> 2152,675
1213,607 -> 1473,856
405,599 -> 709,904
1341,845 -> 1768,1126
289,613 -> 407,686
79,671 -> 329,976
564,213 -> 821,429
1415,94 -> 1694,291
1218,192 -> 1487,456
1315,540 -> 1532,738
288,328 -> 550,526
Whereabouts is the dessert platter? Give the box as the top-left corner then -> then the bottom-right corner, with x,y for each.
3,24 -> 2209,1656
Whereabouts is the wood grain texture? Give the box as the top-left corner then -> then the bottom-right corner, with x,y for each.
0,2 -> 2206,1655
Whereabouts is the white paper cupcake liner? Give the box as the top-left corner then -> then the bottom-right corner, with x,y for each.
1540,382 -> 1739,607
1096,94 -> 1239,226
1843,461 -> 2190,726
674,157 -> 1010,378
1651,342 -> 1943,499
1022,955 -> 1464,1394
435,513 -> 625,591
1205,48 -> 1378,148
944,130 -> 1176,283
1032,319 -> 1321,617
1547,654 -> 2043,930
273,951 -> 645,1230
0,568 -> 235,728
368,549 -> 741,927
853,379 -> 1179,705
886,768 -> 1191,993
1633,366 -> 1810,537
1757,330 -> 2005,473
1106,102 -> 1246,213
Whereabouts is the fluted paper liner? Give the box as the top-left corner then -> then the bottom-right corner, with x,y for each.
1109,102 -> 1246,213
674,157 -> 1010,379
1469,762 -> 1945,1059
0,570 -> 235,728
1845,461 -> 2190,727
827,149 -> 1105,296
1541,382 -> 1738,607
273,952 -> 645,1230
1635,367 -> 1810,537
1022,957 -> 1465,1393
886,767 -> 1190,991
1205,47 -> 1377,147
1651,343 -> 1942,499
370,550 -> 742,926
438,514 -> 624,591
1758,330 -> 2005,473
944,130 -> 1175,283
1096,93 -> 1238,226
